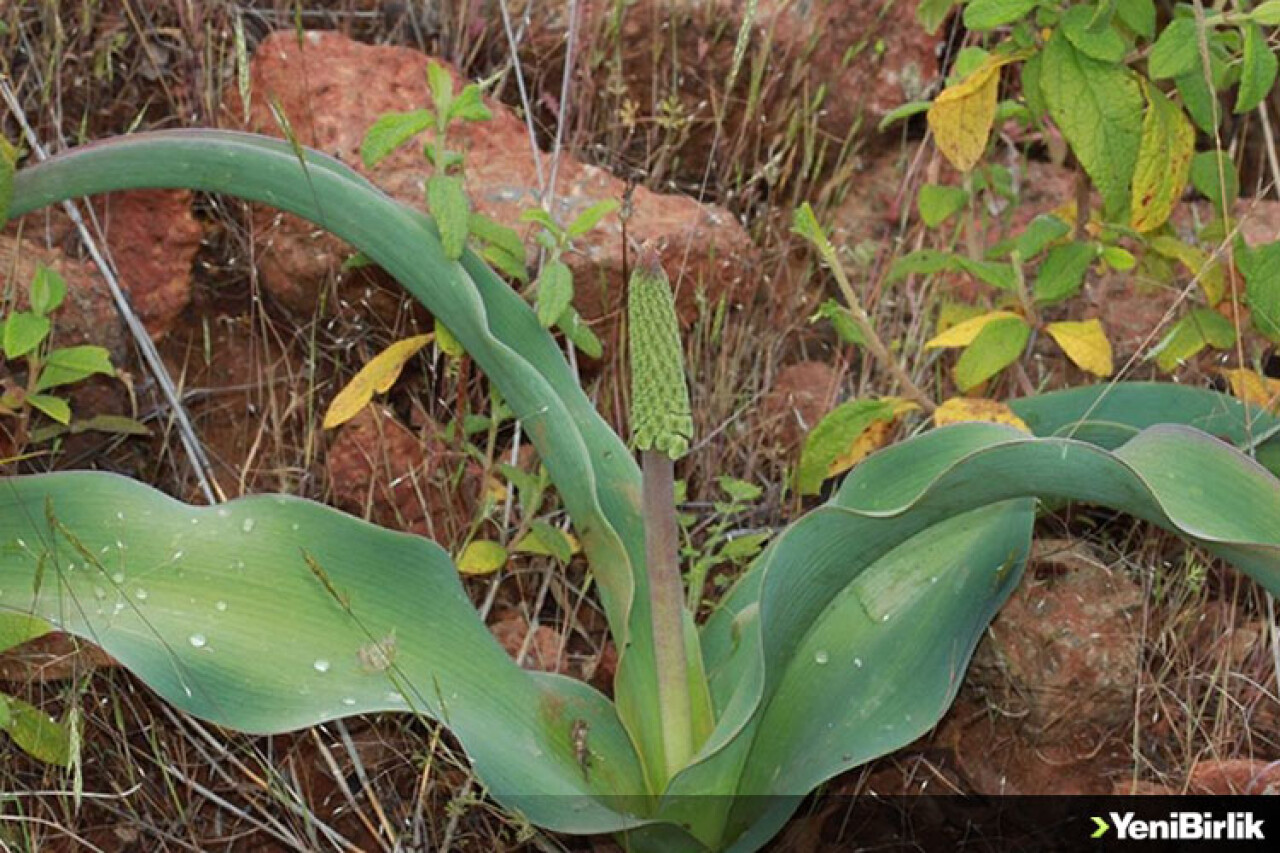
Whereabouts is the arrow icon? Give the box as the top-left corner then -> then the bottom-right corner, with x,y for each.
1091,816 -> 1110,838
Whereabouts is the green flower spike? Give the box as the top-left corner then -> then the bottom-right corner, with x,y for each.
628,248 -> 693,458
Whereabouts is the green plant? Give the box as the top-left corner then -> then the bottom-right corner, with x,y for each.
883,1 -> 1280,389
4,130 -> 1280,851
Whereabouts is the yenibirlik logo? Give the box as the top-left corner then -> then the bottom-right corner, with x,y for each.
1091,811 -> 1265,841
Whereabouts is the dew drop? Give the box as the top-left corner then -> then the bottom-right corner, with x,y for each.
241,518 -> 256,533
188,634 -> 207,648
173,550 -> 185,561
94,586 -> 107,600
190,518 -> 200,526
881,612 -> 891,622
115,512 -> 125,521
341,696 -> 356,706
313,659 -> 331,673
291,523 -> 300,532
215,601 -> 228,612
134,588 -> 149,601
814,650 -> 829,665
111,572 -> 125,584
853,657 -> 863,668
217,507 -> 231,518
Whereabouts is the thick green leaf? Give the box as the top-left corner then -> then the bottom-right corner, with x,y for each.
963,0 -> 1037,30
1,693 -> 71,766
537,259 -> 574,328
1116,0 -> 1156,39
0,473 -> 648,829
29,264 -> 67,317
1062,4 -> 1128,63
34,345 -> 114,392
955,315 -> 1030,390
1040,30 -> 1143,219
1033,241 -> 1094,304
360,110 -> 434,168
3,311 -> 50,360
916,184 -> 969,227
1149,18 -> 1200,79
426,174 -> 470,260
1237,22 -> 1279,113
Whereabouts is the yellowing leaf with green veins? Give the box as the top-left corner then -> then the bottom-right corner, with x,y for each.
513,522 -> 581,562
322,333 -> 434,429
1151,308 -> 1236,371
933,397 -> 1029,432
1149,235 -> 1226,305
955,315 -> 1031,391
927,56 -> 1014,172
925,310 -> 1022,349
1220,368 -> 1280,412
796,398 -> 915,495
1130,85 -> 1194,232
1045,319 -> 1114,377
457,540 -> 508,575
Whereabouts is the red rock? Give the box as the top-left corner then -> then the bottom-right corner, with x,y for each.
488,609 -> 568,674
10,190 -> 198,338
972,539 -> 1143,735
228,30 -> 758,351
1111,780 -> 1176,795
324,404 -> 475,548
761,360 -> 841,450
1188,758 -> 1280,795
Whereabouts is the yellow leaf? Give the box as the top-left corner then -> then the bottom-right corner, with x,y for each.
484,476 -> 508,503
925,310 -> 1023,349
1221,368 -> 1280,412
1149,235 -> 1226,306
322,334 -> 434,429
1044,319 -> 1114,377
933,397 -> 1030,432
435,318 -> 465,358
826,398 -> 917,479
513,529 -> 582,557
1130,84 -> 1194,232
927,55 -> 1021,172
457,540 -> 508,575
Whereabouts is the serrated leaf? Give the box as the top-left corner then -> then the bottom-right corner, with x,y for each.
916,184 -> 969,227
718,476 -> 763,503
1015,214 -> 1071,258
27,394 -> 71,424
927,57 -> 1006,172
557,308 -> 603,359
1033,241 -> 1095,305
926,310 -> 1023,349
0,695 -> 71,766
427,174 -> 470,260
954,316 -> 1031,390
29,264 -> 67,317
426,61 -> 455,117
536,260 -> 574,328
1116,0 -> 1156,39
791,202 -> 836,259
796,398 -> 913,495
449,84 -> 492,123
1149,18 -> 1200,79
566,199 -> 620,239
360,110 -> 434,168
34,345 -> 115,392
457,540 -> 507,575
1041,30 -> 1144,220
1045,319 -> 1114,377
1062,4 -> 1129,63
322,334 -> 434,429
1190,149 -> 1239,214
1237,22 -> 1278,114
933,396 -> 1030,431
1151,308 -> 1237,371
1130,85 -> 1194,232
1176,66 -> 1219,133
3,312 -> 49,359
812,299 -> 866,346
963,0 -> 1037,31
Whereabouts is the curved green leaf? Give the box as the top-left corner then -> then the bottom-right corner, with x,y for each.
0,472 -> 648,831
7,129 -> 689,792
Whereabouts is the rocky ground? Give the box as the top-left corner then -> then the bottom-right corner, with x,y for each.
2,1 -> 1279,850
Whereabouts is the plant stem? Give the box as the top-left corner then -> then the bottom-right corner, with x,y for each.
642,449 -> 693,779
823,252 -> 936,414
1073,167 -> 1090,241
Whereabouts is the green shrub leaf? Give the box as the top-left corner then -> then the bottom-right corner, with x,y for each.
360,110 -> 434,168
955,315 -> 1030,390
1034,241 -> 1095,304
963,0 -> 1037,31
1148,18 -> 1200,79
34,345 -> 114,392
426,174 -> 470,260
2,311 -> 50,360
536,259 -> 574,328
916,184 -> 969,227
